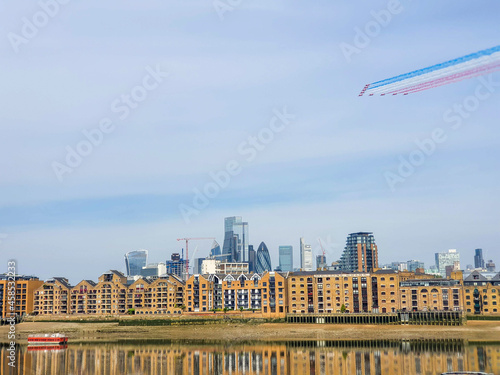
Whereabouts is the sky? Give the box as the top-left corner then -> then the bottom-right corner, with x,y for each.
1,0 -> 499,284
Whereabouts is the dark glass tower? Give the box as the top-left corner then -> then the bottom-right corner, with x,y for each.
339,232 -> 378,272
256,242 -> 272,273
222,216 -> 249,262
210,240 -> 221,257
474,248 -> 485,269
124,250 -> 148,276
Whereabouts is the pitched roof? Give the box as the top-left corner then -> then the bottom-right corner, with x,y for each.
53,277 -> 72,289
464,270 -> 489,282
109,270 -> 125,277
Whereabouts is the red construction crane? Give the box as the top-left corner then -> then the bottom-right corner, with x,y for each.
176,237 -> 215,278
318,238 -> 326,257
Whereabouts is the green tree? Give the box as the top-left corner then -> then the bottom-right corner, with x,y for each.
340,304 -> 346,313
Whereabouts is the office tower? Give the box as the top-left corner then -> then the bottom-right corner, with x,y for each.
316,255 -> 327,270
255,242 -> 272,273
193,258 -> 205,274
222,216 -> 249,262
279,246 -> 293,272
166,253 -> 186,279
339,232 -> 378,272
407,260 -> 425,272
474,249 -> 485,269
435,249 -> 460,277
299,238 -> 313,271
124,250 -> 148,276
248,245 -> 256,273
210,240 -> 221,257
486,259 -> 496,272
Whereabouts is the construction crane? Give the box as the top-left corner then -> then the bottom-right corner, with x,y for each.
317,238 -> 327,270
176,237 -> 215,278
318,238 -> 326,257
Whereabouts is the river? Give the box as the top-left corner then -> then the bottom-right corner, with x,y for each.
2,339 -> 499,374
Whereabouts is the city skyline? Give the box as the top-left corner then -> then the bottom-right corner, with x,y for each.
1,2 -> 500,285
2,216 -> 498,284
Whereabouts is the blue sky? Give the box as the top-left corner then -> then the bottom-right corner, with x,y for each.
1,0 -> 499,284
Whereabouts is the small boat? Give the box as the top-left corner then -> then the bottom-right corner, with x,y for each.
28,333 -> 68,345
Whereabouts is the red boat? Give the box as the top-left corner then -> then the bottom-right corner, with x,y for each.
28,333 -> 68,345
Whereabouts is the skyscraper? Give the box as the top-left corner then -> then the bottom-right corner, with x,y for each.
124,250 -> 148,276
166,253 -> 187,279
339,232 -> 378,272
248,245 -> 256,273
474,248 -> 485,269
316,255 -> 327,270
222,216 -> 249,262
210,240 -> 221,257
299,238 -> 313,271
279,246 -> 293,272
435,249 -> 460,277
255,242 -> 272,273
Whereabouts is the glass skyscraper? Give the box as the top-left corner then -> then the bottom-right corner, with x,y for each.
474,248 -> 485,269
222,216 -> 249,262
339,232 -> 378,272
256,242 -> 272,273
279,246 -> 293,272
210,240 -> 221,257
124,250 -> 148,276
316,254 -> 327,270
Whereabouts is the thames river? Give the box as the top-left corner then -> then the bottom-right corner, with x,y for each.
2,339 -> 499,375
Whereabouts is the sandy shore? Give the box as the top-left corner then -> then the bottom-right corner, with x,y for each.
1,320 -> 499,344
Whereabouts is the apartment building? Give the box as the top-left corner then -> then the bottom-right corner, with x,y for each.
34,270 -> 184,316
26,269 -> 499,317
0,275 -> 44,318
33,277 -> 72,315
184,271 -> 288,317
463,270 -> 500,315
288,271 -> 380,314
287,269 -> 466,315
399,278 -> 463,312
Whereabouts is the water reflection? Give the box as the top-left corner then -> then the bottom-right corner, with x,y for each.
2,339 -> 499,375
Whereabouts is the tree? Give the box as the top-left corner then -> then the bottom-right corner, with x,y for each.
127,308 -> 135,315
340,304 -> 346,313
